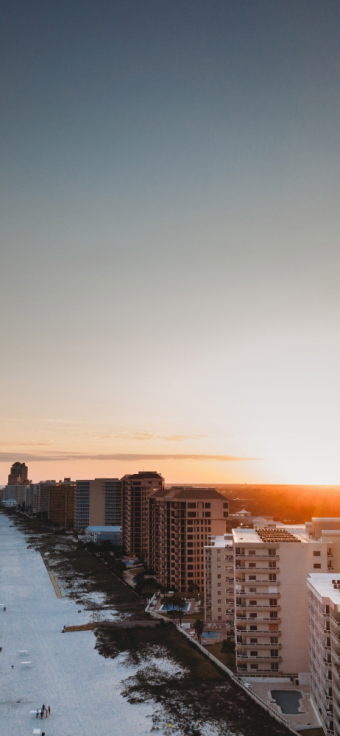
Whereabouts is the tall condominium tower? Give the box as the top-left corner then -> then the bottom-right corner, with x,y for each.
308,572 -> 340,736
232,524 -> 331,676
8,462 -> 28,485
74,478 -> 122,530
148,486 -> 229,592
121,471 -> 164,558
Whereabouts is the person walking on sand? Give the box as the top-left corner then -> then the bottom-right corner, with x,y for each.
36,708 -> 39,718
48,706 -> 51,715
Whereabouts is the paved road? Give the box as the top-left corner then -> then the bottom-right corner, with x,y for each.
0,513 -> 153,736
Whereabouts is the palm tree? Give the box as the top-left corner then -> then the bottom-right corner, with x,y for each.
194,618 -> 204,644
177,596 -> 185,625
221,637 -> 235,664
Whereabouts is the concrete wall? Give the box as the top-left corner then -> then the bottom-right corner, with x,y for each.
280,542 -> 328,674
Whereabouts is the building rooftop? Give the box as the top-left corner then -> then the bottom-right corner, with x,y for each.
163,487 -> 227,501
232,525 -> 317,544
307,573 -> 340,610
205,534 -> 233,549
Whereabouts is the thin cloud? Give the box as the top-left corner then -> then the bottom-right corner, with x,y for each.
97,432 -> 211,442
0,451 -> 258,463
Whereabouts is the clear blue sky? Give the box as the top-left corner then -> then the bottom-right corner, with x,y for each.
1,1 -> 340,484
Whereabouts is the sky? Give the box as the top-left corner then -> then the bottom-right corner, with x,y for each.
1,0 -> 340,485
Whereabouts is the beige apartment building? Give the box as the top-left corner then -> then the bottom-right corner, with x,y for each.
204,534 -> 234,630
74,478 -> 122,530
148,486 -> 229,592
121,471 -> 164,557
233,524 -> 331,676
307,573 -> 340,736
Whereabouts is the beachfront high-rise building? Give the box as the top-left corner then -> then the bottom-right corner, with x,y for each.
8,462 -> 29,485
148,486 -> 229,592
74,478 -> 122,530
204,534 -> 234,630
307,573 -> 340,736
48,481 -> 75,529
121,471 -> 164,558
232,524 -> 331,676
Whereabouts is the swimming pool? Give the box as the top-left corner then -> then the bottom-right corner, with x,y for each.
271,690 -> 302,714
202,631 -> 218,639
160,603 -> 190,612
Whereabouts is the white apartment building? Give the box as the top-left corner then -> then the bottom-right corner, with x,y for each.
204,534 -> 234,630
308,573 -> 340,736
233,524 -> 331,676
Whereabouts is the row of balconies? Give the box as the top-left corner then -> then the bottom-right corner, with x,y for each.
235,565 -> 279,572
237,641 -> 282,649
235,553 -> 279,560
237,654 -> 282,662
235,590 -> 280,598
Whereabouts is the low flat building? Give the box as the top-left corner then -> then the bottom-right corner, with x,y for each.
204,534 -> 234,630
86,525 -> 121,545
308,573 -> 340,736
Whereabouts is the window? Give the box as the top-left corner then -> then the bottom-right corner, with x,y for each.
187,535 -> 193,540
268,549 -> 276,557
250,664 -> 258,670
205,512 -> 211,518
271,650 -> 279,658
313,551 -> 321,556
314,563 -> 321,569
205,503 -> 211,508
223,511 -> 228,517
218,616 -> 221,620
249,600 -> 257,606
223,502 -> 228,508
249,613 -> 257,619
249,563 -> 256,568
270,599 -> 277,607
250,651 -> 258,657
188,512 -> 196,518
249,588 -> 257,593
250,638 -> 258,644
270,637 -> 278,644
188,503 -> 196,508
188,573 -> 193,577
250,625 -> 257,631
249,576 -> 256,581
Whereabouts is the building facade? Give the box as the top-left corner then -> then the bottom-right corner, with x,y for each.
148,486 -> 229,592
307,573 -> 340,736
204,534 -> 234,630
48,483 -> 75,529
74,478 -> 122,530
8,462 -> 29,485
233,524 -> 330,676
121,471 -> 164,557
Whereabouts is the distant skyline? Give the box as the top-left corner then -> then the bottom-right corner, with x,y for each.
1,1 -> 340,485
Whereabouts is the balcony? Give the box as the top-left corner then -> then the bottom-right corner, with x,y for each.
237,654 -> 282,662
237,642 -> 282,649
235,553 -> 279,560
235,565 -> 280,572
236,615 -> 282,624
235,578 -> 280,586
236,603 -> 281,612
236,627 -> 281,635
235,590 -> 281,598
